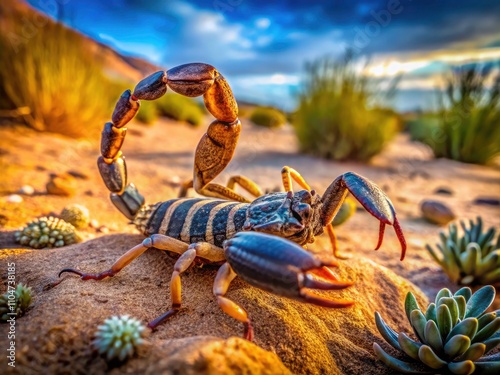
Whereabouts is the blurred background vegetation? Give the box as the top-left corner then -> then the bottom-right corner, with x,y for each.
0,0 -> 204,137
0,0 -> 498,166
293,54 -> 401,162
407,64 -> 500,165
250,106 -> 287,128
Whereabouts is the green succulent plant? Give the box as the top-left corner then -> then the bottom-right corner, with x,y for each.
92,315 -> 147,361
332,196 -> 356,226
0,283 -> 32,322
15,216 -> 82,249
426,217 -> 500,285
374,286 -> 500,374
60,204 -> 90,229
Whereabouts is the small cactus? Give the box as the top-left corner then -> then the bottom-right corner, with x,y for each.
60,204 -> 90,229
0,283 -> 32,322
15,216 -> 82,249
332,196 -> 356,226
93,315 -> 147,361
374,286 -> 500,374
426,217 -> 500,285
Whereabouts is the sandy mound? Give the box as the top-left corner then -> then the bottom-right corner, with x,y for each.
0,232 -> 427,374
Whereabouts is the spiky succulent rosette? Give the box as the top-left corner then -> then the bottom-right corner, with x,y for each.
374,286 -> 500,374
0,283 -> 32,322
427,217 -> 500,285
15,216 -> 82,249
92,315 -> 146,361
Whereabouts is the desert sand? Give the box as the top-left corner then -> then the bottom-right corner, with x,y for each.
0,118 -> 499,374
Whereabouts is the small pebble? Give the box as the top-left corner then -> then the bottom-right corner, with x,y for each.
46,173 -> 77,197
434,187 -> 453,196
66,170 -> 89,180
97,225 -> 109,234
18,185 -> 35,195
473,197 -> 500,206
170,176 -> 181,185
421,200 -> 456,225
90,219 -> 100,229
6,194 -> 23,203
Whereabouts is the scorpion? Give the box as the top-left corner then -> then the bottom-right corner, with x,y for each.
59,63 -> 407,340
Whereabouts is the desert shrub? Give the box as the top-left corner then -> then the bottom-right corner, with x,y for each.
250,106 -> 287,128
156,93 -> 204,126
135,100 -> 159,125
0,21 -> 115,138
406,114 -> 440,145
417,64 -> 500,164
293,54 -> 400,162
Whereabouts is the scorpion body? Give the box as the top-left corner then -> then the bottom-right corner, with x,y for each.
60,63 -> 407,340
135,198 -> 249,250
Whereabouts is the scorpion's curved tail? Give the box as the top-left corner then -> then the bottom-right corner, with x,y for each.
97,63 -> 240,228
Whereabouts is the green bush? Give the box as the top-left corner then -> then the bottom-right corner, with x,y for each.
415,64 -> 500,165
293,54 -> 400,162
250,106 -> 287,128
135,99 -> 159,125
156,93 -> 204,126
0,20 -> 115,138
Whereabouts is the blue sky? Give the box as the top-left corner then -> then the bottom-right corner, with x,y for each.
27,0 -> 500,111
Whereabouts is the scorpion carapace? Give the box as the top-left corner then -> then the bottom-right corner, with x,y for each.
59,63 -> 407,340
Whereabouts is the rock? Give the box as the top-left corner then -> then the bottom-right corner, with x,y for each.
89,219 -> 99,229
2,233 -> 429,375
420,199 -> 456,225
66,170 -> 89,180
46,173 -> 77,197
148,336 -> 291,375
434,187 -> 453,196
473,197 -> 500,206
6,194 -> 23,203
18,185 -> 35,196
97,225 -> 109,234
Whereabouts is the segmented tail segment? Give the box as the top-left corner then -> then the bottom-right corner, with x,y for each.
132,202 -> 161,234
98,63 -> 242,218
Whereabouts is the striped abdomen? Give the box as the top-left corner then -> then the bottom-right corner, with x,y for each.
141,198 -> 249,247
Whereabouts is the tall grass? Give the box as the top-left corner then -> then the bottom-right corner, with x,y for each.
0,20 -> 115,138
293,54 -> 400,162
413,64 -> 500,165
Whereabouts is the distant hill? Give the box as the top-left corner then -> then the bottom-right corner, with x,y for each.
0,0 -> 161,83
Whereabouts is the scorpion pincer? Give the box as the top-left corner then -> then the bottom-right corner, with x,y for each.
58,63 -> 407,340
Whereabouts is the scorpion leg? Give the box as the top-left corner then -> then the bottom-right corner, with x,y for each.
320,172 -> 407,261
59,234 -> 191,280
180,174 -> 263,202
213,262 -> 254,341
226,175 -> 264,199
281,166 -> 312,192
148,241 -> 226,330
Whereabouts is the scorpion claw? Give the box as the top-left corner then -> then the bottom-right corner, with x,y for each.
302,273 -> 354,290
224,232 -> 354,308
299,289 -> 354,308
321,172 -> 407,260
374,222 -> 386,251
